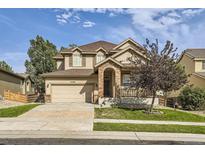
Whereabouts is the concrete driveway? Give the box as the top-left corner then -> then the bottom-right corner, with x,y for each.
0,102 -> 94,131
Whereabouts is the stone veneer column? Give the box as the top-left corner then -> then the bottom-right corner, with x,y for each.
114,68 -> 121,97
98,65 -> 104,97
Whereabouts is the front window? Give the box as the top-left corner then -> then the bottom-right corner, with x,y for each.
96,51 -> 105,63
73,51 -> 82,66
122,74 -> 130,86
202,61 -> 205,70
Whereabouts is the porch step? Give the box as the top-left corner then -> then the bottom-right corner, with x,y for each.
98,97 -> 116,107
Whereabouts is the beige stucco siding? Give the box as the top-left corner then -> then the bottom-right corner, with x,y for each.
179,54 -> 195,74
0,71 -> 23,96
189,74 -> 205,89
118,41 -> 136,50
115,51 -> 132,63
114,49 -> 146,64
64,55 -> 70,69
56,60 -> 64,70
85,55 -> 94,68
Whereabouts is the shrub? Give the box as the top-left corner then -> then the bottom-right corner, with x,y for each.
178,86 -> 205,111
111,97 -> 150,110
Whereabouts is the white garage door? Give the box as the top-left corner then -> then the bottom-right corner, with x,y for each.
51,85 -> 93,103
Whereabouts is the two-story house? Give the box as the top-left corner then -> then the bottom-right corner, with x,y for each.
179,49 -> 205,89
42,38 -> 148,103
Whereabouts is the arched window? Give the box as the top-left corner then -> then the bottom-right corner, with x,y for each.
73,51 -> 82,66
96,51 -> 105,63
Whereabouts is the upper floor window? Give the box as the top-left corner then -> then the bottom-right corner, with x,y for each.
73,51 -> 82,66
122,74 -> 130,87
203,61 -> 205,70
96,51 -> 105,63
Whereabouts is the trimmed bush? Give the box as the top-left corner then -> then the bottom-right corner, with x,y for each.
112,97 -> 150,110
178,86 -> 205,111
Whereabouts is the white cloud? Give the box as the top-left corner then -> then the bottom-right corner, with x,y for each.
103,26 -> 139,43
82,21 -> 96,28
109,12 -> 116,17
54,8 -> 127,26
54,8 -> 205,53
126,9 -> 181,30
182,9 -> 204,16
56,12 -> 81,25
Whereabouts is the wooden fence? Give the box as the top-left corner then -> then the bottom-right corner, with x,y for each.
4,90 -> 38,103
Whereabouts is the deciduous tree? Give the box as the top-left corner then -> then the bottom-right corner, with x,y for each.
130,39 -> 188,113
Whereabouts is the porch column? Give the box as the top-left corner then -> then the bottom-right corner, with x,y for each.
114,68 -> 121,97
98,66 -> 104,97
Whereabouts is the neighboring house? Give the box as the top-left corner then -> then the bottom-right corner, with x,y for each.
0,68 -> 35,98
42,38 -> 148,103
18,73 -> 35,94
178,49 -> 205,89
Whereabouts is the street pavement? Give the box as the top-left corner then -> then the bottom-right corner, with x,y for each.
0,131 -> 204,144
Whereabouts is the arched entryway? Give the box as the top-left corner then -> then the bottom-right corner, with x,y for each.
103,68 -> 115,97
98,61 -> 121,98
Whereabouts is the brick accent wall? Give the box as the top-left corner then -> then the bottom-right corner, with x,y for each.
98,61 -> 121,97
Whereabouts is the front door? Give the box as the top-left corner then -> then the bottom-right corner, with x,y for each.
104,79 -> 111,97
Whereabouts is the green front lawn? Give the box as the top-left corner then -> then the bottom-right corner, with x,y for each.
0,104 -> 40,117
95,108 -> 205,122
94,123 -> 205,134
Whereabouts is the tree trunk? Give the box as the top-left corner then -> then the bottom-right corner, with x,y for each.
164,92 -> 167,106
149,91 -> 156,113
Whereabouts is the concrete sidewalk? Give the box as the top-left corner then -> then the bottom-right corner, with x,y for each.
94,119 -> 205,126
0,130 -> 204,143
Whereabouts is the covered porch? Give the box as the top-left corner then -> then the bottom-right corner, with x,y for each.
97,60 -> 131,99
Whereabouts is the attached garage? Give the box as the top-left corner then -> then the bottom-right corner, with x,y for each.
42,69 -> 97,103
51,84 -> 93,103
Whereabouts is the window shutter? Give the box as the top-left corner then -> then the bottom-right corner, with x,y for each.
82,56 -> 86,67
69,56 -> 73,67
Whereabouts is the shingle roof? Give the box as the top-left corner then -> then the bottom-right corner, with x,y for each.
0,68 -> 25,79
185,49 -> 205,58
17,73 -> 29,79
61,40 -> 117,53
193,72 -> 205,78
41,69 -> 94,77
53,52 -> 63,59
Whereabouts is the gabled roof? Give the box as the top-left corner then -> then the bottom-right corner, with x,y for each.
71,47 -> 83,52
95,47 -> 108,54
95,57 -> 123,68
53,52 -> 63,59
178,49 -> 205,62
41,69 -> 94,78
0,67 -> 25,80
61,40 -> 117,54
193,72 -> 205,79
17,73 -> 29,79
184,49 -> 205,58
111,46 -> 147,59
113,38 -> 145,50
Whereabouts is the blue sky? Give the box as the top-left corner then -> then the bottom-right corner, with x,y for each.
1,8 -> 205,72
